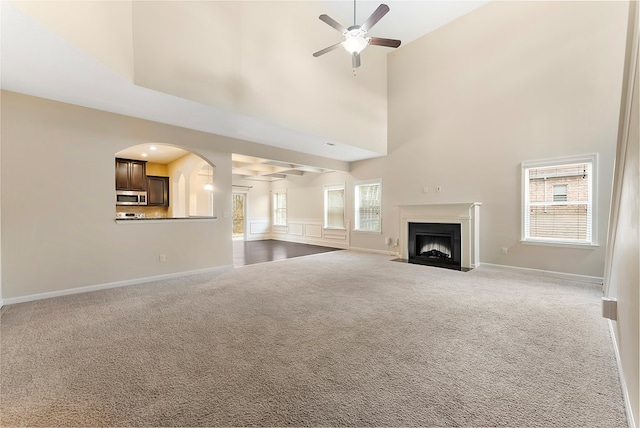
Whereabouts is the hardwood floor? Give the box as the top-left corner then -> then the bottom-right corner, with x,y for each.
233,239 -> 342,267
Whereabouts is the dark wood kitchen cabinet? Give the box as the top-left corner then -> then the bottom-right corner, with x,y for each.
115,158 -> 147,191
147,176 -> 169,206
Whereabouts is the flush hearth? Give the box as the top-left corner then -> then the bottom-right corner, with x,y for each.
408,222 -> 462,270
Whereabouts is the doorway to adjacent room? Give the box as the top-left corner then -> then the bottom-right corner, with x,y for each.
232,193 -> 246,240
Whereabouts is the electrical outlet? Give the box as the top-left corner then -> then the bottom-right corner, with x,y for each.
159,254 -> 166,263
602,297 -> 617,320
385,237 -> 392,245
500,247 -> 508,255
422,186 -> 429,193
394,238 -> 399,247
436,186 -> 442,192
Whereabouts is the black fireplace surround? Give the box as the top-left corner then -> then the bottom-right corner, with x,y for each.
408,222 -> 462,270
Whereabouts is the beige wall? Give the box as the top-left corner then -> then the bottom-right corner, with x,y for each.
272,1 -> 628,277
375,0 -> 627,277
0,90 -> 348,301
605,1 -> 639,425
0,92 -> 233,299
14,1 -> 388,156
0,95 -> 243,298
146,162 -> 168,176
13,0 -> 134,80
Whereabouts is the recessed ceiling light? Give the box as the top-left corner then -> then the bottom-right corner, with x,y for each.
149,146 -> 157,151
141,153 -> 148,157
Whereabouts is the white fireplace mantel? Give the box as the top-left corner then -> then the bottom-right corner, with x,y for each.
396,202 -> 481,269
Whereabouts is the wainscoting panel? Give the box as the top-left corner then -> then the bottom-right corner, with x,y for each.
288,223 -> 304,236
271,218 -> 350,249
304,224 -> 322,238
246,219 -> 271,241
272,225 -> 287,235
249,221 -> 270,234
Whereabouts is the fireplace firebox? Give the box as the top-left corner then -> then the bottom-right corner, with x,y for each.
408,222 -> 462,270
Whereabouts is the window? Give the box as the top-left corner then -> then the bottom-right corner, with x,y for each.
522,154 -> 597,246
324,184 -> 345,229
273,191 -> 287,226
552,184 -> 568,202
354,179 -> 381,232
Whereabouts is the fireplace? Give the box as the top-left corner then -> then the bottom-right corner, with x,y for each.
408,222 -> 462,270
398,203 -> 481,270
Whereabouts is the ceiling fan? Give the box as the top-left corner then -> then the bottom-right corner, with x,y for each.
313,1 -> 401,69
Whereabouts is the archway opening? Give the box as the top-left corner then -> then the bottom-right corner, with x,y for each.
115,143 -> 216,219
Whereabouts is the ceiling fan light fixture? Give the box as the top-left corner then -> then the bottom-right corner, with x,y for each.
313,3 -> 400,69
343,28 -> 368,55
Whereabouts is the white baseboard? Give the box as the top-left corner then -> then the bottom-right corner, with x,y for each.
348,246 -> 398,256
479,262 -> 604,284
276,236 -> 349,250
1,265 -> 233,306
608,320 -> 637,428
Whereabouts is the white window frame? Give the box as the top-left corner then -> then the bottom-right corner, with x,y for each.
521,153 -> 598,247
354,179 -> 382,233
324,183 -> 346,230
272,190 -> 287,226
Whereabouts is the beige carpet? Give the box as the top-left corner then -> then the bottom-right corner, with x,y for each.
0,251 -> 628,427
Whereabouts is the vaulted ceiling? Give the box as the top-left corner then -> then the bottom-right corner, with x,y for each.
1,0 -> 489,164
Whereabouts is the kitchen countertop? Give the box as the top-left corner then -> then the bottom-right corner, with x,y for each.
115,216 -> 217,223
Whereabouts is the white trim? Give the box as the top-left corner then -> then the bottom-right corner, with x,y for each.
1,265 -> 233,306
604,0 -> 639,297
272,189 -> 287,227
116,217 -> 217,224
521,153 -> 598,246
0,299 -> 4,309
397,203 -> 481,270
520,239 -> 600,249
479,263 -> 603,284
608,320 -> 636,428
348,246 -> 398,256
304,224 -> 322,238
275,236 -> 349,250
354,178 -> 382,233
521,153 -> 599,169
323,183 -> 346,229
249,220 -> 270,235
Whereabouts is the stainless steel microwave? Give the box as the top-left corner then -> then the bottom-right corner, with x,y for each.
116,190 -> 147,206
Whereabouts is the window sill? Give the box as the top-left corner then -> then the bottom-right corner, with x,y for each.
353,229 -> 382,234
116,216 -> 217,224
520,239 -> 599,249
323,227 -> 346,231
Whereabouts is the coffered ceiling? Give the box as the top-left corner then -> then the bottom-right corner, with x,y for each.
232,154 -> 332,182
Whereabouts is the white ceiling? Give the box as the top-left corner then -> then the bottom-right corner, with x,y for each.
116,144 -> 190,165
1,1 -> 489,163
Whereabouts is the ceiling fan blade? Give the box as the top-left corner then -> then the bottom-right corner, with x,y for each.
369,37 -> 401,48
361,4 -> 390,32
352,53 -> 361,69
319,14 -> 347,33
313,43 -> 342,57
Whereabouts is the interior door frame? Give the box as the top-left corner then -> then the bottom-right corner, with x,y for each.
232,192 -> 247,241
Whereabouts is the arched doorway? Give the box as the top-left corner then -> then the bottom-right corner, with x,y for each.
115,143 -> 216,219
